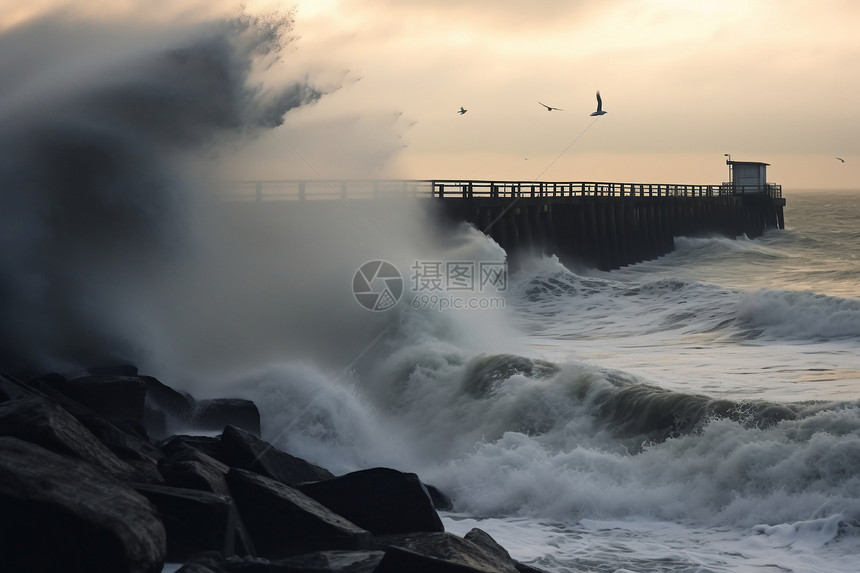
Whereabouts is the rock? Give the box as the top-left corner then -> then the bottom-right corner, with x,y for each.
160,444 -> 231,495
463,528 -> 511,562
52,374 -> 149,424
159,434 -> 224,460
133,483 -> 254,561
375,532 -> 519,573
298,468 -> 444,535
143,379 -> 260,439
0,436 -> 166,573
0,397 -> 137,481
266,550 -> 385,573
192,398 -> 261,437
176,565 -> 229,573
142,376 -> 194,440
514,562 -> 554,573
0,372 -> 35,402
175,556 -> 231,573
220,425 -> 334,486
76,413 -> 165,483
226,467 -> 371,557
425,483 -> 454,511
181,551 -> 386,573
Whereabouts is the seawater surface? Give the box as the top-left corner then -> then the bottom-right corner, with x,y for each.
240,190 -> 860,573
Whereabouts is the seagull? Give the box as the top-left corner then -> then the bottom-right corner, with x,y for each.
457,107 -> 467,115
538,102 -> 564,111
590,91 -> 607,116
836,157 -> 845,163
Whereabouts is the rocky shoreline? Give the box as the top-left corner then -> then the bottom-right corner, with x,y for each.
0,366 -> 549,573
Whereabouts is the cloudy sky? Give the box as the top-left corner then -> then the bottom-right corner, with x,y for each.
4,0 -> 859,189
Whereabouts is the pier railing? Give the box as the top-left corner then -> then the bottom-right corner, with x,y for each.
429,181 -> 782,199
217,180 -> 782,201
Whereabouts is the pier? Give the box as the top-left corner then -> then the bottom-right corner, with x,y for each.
430,179 -> 785,270
220,173 -> 786,271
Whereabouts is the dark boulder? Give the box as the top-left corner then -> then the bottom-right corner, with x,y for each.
0,397 -> 137,481
227,467 -> 371,557
462,528 -> 511,562
220,425 -> 334,486
160,444 -> 231,495
143,379 -> 260,439
159,434 -> 224,460
76,413 -> 165,483
261,550 -> 385,572
375,532 -> 519,573
133,483 -> 254,561
192,398 -> 261,437
298,468 -> 444,535
425,483 -> 454,511
142,376 -> 194,439
0,436 -> 166,573
175,553 -> 231,573
464,529 -> 551,573
180,550 -> 385,573
1,372 -> 35,402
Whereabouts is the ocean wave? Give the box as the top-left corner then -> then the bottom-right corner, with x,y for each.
736,289 -> 860,341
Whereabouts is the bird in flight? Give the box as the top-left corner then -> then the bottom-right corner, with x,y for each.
836,157 -> 845,163
457,107 -> 467,115
590,91 -> 607,116
538,102 -> 564,111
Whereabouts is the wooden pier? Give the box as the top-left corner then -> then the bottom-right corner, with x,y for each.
219,178 -> 786,271
430,179 -> 786,270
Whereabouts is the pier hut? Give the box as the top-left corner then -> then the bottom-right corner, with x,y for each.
725,159 -> 776,195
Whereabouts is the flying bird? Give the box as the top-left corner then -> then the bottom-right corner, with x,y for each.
590,91 -> 607,116
538,102 -> 564,111
457,107 -> 467,115
836,157 -> 845,163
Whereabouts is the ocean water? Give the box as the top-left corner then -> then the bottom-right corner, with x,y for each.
223,190 -> 860,573
1,13 -> 858,573
431,190 -> 860,572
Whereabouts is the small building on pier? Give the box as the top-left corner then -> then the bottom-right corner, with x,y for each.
726,160 -> 773,195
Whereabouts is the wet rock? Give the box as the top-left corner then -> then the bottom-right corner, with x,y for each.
142,376 -> 194,439
0,396 -> 137,481
425,483 -> 454,511
133,483 -> 254,561
75,412 -> 165,483
181,550 -> 386,573
159,434 -> 224,460
375,531 -> 519,573
0,436 -> 166,573
266,550 -> 385,572
192,398 -> 261,437
160,444 -> 231,495
0,372 -> 34,402
298,467 -> 444,535
175,554 -> 231,573
463,528 -> 511,562
220,425 -> 334,486
462,528 -> 550,572
227,467 -> 371,557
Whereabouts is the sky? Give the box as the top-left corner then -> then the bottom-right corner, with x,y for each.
3,0 -> 859,190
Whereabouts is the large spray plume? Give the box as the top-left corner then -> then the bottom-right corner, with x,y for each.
0,8 -> 511,388
0,8 -> 324,373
